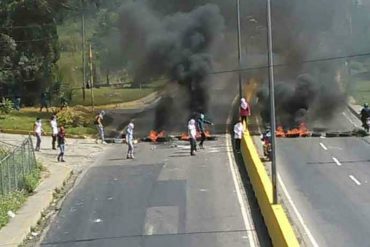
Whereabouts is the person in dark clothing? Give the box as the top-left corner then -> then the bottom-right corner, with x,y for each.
197,113 -> 213,149
40,92 -> 49,112
60,96 -> 68,110
14,96 -> 21,111
57,126 -> 66,162
360,103 -> 370,132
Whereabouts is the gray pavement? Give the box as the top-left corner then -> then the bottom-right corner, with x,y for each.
40,136 -> 259,247
255,106 -> 370,246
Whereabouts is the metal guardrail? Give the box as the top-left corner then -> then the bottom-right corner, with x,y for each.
0,136 -> 37,195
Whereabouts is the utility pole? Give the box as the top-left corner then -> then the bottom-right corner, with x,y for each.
89,44 -> 95,112
236,0 -> 243,99
81,0 -> 86,101
266,0 -> 278,204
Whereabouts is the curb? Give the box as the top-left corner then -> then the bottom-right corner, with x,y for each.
241,128 -> 300,247
0,165 -> 72,247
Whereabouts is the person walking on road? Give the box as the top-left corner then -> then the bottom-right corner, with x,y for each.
50,115 -> 58,150
240,97 -> 251,124
360,103 -> 370,132
188,119 -> 197,156
57,126 -> 66,162
94,111 -> 107,144
234,118 -> 244,153
197,113 -> 213,149
33,117 -> 44,151
126,122 -> 135,159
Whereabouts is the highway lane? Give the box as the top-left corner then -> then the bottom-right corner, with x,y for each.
40,136 -> 260,247
270,108 -> 370,246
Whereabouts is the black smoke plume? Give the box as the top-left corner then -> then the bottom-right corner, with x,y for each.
257,71 -> 346,128
119,1 -> 224,116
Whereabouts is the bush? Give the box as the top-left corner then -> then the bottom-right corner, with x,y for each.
23,168 -> 41,193
56,107 -> 94,128
0,98 -> 13,114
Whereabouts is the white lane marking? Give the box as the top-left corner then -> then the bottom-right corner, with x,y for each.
199,189 -> 208,192
332,157 -> 342,166
225,95 -> 258,247
278,174 -> 320,247
319,143 -> 328,150
349,175 -> 361,186
342,111 -> 359,127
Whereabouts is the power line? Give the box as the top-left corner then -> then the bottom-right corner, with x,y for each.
0,23 -> 56,30
210,50 -> 370,75
2,50 -> 370,77
0,37 -> 56,43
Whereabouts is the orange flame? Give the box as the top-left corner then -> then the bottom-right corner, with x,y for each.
148,130 -> 166,142
180,130 -> 212,141
276,126 -> 286,137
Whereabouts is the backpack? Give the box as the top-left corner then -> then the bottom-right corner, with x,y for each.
94,115 -> 100,125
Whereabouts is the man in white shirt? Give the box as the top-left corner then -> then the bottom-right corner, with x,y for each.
126,122 -> 135,159
34,117 -> 44,151
50,115 -> 58,150
233,118 -> 244,153
188,119 -> 197,156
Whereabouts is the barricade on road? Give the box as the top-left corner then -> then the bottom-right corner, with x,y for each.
0,136 -> 37,195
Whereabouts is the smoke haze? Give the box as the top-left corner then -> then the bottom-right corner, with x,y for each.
119,1 -> 225,115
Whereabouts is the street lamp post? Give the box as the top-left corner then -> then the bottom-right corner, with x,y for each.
81,0 -> 86,101
266,0 -> 278,204
236,0 -> 243,99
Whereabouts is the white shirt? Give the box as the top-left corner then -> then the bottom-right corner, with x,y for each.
188,119 -> 197,139
234,122 -> 244,139
126,124 -> 134,141
35,121 -> 42,134
50,119 -> 58,135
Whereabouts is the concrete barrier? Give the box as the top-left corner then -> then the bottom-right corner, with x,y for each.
241,128 -> 300,247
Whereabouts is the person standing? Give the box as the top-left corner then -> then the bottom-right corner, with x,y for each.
360,103 -> 370,132
33,118 -> 44,151
40,92 -> 49,112
197,113 -> 213,149
57,126 -> 66,162
188,119 -> 197,156
240,98 -> 251,124
50,115 -> 58,150
125,122 -> 135,159
233,118 -> 244,153
14,95 -> 21,111
94,111 -> 107,144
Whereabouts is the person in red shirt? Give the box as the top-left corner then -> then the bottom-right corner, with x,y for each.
57,126 -> 66,162
240,97 -> 251,124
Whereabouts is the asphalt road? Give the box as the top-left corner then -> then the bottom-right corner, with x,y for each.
265,107 -> 370,246
40,136 -> 260,247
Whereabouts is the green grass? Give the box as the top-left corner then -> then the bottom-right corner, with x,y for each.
0,110 -> 95,136
0,191 -> 27,228
70,87 -> 156,106
352,79 -> 370,104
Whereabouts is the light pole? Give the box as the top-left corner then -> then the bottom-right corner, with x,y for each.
266,0 -> 278,204
81,0 -> 86,101
236,0 -> 243,99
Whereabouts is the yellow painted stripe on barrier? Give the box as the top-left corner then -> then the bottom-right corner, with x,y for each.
241,128 -> 300,247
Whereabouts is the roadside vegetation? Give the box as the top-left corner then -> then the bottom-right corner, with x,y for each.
0,161 -> 43,229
